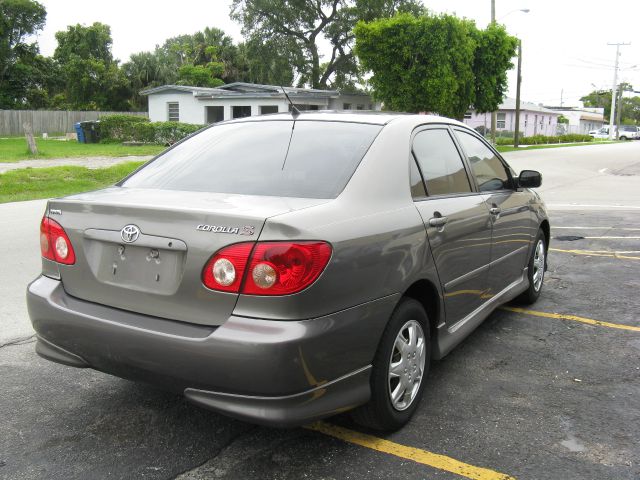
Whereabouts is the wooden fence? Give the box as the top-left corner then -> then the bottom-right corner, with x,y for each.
0,110 -> 147,136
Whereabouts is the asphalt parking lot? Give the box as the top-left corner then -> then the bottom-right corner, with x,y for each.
1,143 -> 639,479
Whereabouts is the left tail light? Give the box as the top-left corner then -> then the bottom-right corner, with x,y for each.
40,217 -> 76,265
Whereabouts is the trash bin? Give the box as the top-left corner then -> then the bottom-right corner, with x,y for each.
80,121 -> 100,143
74,122 -> 86,143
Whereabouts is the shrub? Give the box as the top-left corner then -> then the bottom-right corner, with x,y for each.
99,115 -> 205,145
98,115 -> 150,143
495,133 -> 593,146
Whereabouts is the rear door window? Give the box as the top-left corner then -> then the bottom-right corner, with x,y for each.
122,121 -> 381,199
454,130 -> 512,192
412,129 -> 472,196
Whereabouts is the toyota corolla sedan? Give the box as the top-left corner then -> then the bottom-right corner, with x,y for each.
27,112 -> 548,431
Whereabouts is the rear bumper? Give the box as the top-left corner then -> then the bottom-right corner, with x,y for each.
27,276 -> 398,427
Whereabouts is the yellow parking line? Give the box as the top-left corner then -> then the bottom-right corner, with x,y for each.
549,248 -> 640,261
501,307 -> 640,332
306,422 -> 515,480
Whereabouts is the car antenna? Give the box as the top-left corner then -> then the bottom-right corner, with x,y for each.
281,86 -> 300,119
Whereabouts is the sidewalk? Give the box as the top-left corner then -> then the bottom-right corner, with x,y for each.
0,155 -> 154,173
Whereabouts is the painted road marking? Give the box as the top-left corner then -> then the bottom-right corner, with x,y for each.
580,236 -> 640,239
501,307 -> 640,332
306,422 -> 514,480
549,248 -> 640,260
547,204 -> 640,210
553,226 -> 640,231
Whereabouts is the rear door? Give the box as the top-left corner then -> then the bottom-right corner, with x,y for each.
411,126 -> 493,326
453,128 -> 534,296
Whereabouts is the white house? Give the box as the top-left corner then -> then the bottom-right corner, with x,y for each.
464,98 -> 560,137
141,82 -> 379,124
543,106 -> 605,134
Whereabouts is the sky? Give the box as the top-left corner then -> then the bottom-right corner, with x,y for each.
35,0 -> 640,107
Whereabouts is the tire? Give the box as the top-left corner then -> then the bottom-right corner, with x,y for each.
620,136 -> 628,141
351,298 -> 430,431
517,230 -> 546,304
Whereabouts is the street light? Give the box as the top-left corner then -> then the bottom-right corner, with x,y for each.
490,3 -> 530,145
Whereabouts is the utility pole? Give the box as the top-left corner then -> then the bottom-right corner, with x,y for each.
490,0 -> 496,144
560,89 -> 564,107
616,84 -> 623,129
607,42 -> 630,140
514,40 -> 523,147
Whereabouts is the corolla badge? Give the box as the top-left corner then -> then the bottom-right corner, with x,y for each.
121,224 -> 141,243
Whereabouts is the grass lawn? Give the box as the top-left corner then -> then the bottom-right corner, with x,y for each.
496,141 -> 620,153
0,161 -> 144,204
0,137 -> 164,162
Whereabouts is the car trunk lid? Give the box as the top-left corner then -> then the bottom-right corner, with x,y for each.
48,187 -> 327,326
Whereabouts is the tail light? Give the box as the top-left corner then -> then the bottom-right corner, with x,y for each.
40,217 -> 76,265
202,241 -> 332,296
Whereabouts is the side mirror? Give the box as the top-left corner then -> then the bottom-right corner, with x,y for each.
518,170 -> 542,188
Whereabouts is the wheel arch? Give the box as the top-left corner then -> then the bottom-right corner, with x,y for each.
540,219 -> 550,251
401,279 -> 442,357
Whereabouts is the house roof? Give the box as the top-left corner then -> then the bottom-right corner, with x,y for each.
499,97 -> 558,114
140,82 -> 370,100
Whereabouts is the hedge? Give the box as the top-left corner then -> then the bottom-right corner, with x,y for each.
495,134 -> 593,146
99,115 -> 206,145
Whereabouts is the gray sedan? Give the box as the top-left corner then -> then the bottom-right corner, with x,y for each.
27,112 -> 548,431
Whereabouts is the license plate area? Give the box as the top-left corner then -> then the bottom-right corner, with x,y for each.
83,230 -> 186,295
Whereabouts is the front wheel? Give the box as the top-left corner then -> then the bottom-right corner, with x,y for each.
517,230 -> 546,304
351,298 -> 430,431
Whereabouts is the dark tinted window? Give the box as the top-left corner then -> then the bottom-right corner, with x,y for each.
412,129 -> 471,196
122,121 -> 381,199
410,157 -> 426,198
455,130 -> 511,192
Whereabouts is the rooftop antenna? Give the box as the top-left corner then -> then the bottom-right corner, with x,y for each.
281,86 -> 300,118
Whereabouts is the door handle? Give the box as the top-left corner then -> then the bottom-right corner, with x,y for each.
489,207 -> 501,215
429,216 -> 448,227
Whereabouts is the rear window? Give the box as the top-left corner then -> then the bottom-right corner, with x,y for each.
121,120 -> 381,199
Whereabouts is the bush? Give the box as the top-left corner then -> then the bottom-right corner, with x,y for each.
495,133 -> 593,146
99,115 -> 205,145
98,115 -> 150,143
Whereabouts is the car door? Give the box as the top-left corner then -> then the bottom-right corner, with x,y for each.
411,126 -> 493,326
453,128 -> 534,296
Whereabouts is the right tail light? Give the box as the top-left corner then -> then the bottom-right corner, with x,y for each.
202,241 -> 332,296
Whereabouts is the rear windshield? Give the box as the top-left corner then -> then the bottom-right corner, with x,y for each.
121,120 -> 381,199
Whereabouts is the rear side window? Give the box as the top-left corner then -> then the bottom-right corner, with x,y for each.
412,129 -> 471,196
455,130 -> 511,192
122,121 -> 381,199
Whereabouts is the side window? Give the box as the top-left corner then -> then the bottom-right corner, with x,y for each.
455,130 -> 511,192
412,129 -> 472,196
410,157 -> 426,199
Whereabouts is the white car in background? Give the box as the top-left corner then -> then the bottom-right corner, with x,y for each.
589,127 -> 613,139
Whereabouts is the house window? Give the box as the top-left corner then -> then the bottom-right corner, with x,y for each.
524,114 -> 528,127
356,104 -> 364,110
549,117 -> 552,125
206,106 -> 224,124
540,116 -> 544,126
497,112 -> 506,129
168,102 -> 179,122
368,104 -> 373,110
232,105 -> 252,119
343,103 -> 351,110
260,105 -> 278,115
464,111 -> 472,119
309,105 -> 319,110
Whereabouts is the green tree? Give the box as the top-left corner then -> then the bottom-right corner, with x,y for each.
0,0 -> 48,108
230,0 -> 424,89
354,12 -> 517,119
53,22 -> 131,110
581,83 -> 634,122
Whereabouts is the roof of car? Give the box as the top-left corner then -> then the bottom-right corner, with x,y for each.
225,110 -> 467,128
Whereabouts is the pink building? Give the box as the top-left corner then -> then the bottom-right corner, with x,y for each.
464,98 -> 560,137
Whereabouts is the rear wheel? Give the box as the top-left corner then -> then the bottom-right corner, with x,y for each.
351,298 -> 430,431
517,230 -> 546,304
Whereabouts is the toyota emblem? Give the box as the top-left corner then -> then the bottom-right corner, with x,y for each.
120,224 -> 140,243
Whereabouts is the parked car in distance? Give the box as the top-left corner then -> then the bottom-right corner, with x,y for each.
28,112 -> 549,431
589,126 -> 613,139
618,125 -> 640,140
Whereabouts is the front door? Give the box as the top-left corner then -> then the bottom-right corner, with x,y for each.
411,127 -> 493,326
453,129 -> 533,296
